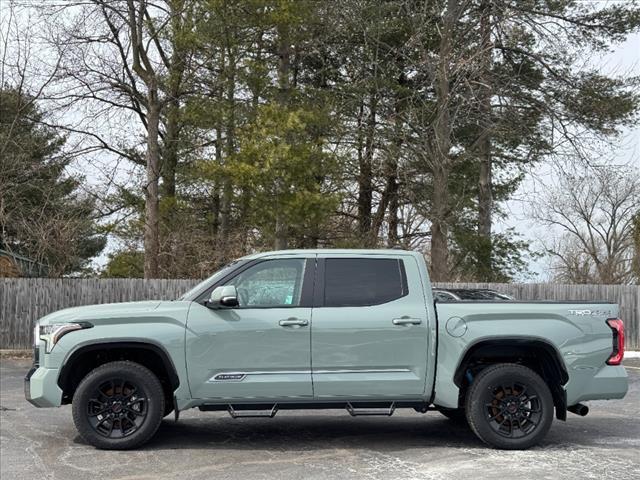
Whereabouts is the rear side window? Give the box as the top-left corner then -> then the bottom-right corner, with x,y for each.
324,258 -> 407,307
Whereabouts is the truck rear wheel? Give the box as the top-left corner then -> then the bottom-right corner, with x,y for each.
72,361 -> 165,450
465,363 -> 553,449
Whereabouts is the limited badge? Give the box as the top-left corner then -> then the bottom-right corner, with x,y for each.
213,373 -> 246,381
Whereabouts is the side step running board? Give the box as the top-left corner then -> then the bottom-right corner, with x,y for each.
222,401 -> 401,418
227,404 -> 279,419
346,402 -> 396,417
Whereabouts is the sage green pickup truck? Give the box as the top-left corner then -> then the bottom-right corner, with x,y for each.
25,249 -> 628,450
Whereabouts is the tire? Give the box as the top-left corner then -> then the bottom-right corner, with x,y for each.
72,361 -> 165,450
437,408 -> 467,424
465,363 -> 554,450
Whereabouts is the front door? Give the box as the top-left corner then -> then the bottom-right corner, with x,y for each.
311,254 -> 430,398
186,256 -> 315,400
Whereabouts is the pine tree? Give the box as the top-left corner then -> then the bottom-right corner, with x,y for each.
0,88 -> 106,276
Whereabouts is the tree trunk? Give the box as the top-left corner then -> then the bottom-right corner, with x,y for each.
430,162 -> 449,281
275,214 -> 288,250
218,46 -> 236,255
144,97 -> 161,278
274,20 -> 291,250
212,121 -> 223,241
387,77 -> 404,247
477,0 -> 493,276
371,142 -> 399,245
387,170 -> 399,246
358,93 -> 376,244
217,137 -> 232,252
161,106 -> 179,199
429,0 -> 458,281
160,1 -> 185,201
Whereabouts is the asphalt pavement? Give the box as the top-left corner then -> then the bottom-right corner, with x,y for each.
1,357 -> 639,480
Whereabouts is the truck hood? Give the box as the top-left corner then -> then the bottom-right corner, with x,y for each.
38,301 -> 163,325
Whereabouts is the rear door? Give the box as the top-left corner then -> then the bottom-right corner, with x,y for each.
310,254 -> 429,398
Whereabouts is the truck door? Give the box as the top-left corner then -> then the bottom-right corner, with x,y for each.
185,256 -> 315,400
311,254 -> 430,398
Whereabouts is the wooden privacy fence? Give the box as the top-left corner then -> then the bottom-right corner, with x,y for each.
0,279 -> 197,350
0,279 -> 638,350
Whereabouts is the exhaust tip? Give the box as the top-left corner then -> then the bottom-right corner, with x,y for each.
568,403 -> 589,416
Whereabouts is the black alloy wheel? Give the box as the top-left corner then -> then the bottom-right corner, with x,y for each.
465,363 -> 554,449
87,378 -> 148,438
72,361 -> 165,450
483,381 -> 543,439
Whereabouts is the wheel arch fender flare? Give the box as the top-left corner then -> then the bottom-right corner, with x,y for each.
57,339 -> 181,393
453,336 -> 569,386
452,336 -> 569,420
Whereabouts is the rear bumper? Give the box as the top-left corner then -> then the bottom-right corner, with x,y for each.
24,365 -> 63,408
567,365 -> 628,405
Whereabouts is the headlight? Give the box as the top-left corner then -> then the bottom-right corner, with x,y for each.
38,322 -> 93,353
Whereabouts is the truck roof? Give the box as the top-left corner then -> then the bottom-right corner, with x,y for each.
242,248 -> 419,260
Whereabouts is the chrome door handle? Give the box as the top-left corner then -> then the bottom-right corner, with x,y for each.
279,318 -> 309,327
392,317 -> 422,326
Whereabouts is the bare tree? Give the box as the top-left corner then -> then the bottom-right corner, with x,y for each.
32,0 -> 196,278
633,212 -> 640,280
534,162 -> 640,284
0,1 -> 107,277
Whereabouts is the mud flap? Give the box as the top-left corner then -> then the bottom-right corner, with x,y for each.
555,388 -> 567,421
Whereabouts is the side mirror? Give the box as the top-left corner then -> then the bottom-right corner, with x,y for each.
207,285 -> 239,309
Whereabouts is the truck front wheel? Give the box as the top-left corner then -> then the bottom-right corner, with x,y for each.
71,360 -> 165,450
465,363 -> 554,450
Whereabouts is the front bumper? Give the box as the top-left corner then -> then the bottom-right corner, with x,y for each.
24,365 -> 63,408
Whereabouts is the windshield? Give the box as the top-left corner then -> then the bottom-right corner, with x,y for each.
177,259 -> 246,301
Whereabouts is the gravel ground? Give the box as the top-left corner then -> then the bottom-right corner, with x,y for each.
1,357 -> 639,480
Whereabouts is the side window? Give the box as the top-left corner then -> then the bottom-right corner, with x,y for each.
324,258 -> 407,307
229,259 -> 306,308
